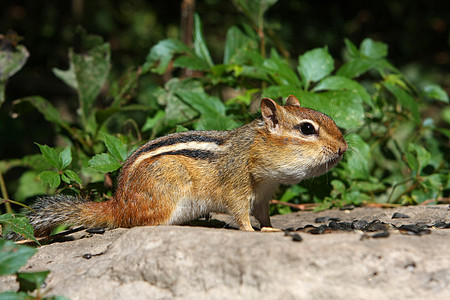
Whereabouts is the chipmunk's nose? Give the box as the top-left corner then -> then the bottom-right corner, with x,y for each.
338,143 -> 348,156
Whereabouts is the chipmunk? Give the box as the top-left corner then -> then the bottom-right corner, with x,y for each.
27,95 -> 347,235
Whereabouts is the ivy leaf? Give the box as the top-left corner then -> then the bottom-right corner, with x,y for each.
0,214 -> 39,245
39,170 -> 61,188
88,153 -> 122,173
0,239 -> 36,276
298,47 -> 334,88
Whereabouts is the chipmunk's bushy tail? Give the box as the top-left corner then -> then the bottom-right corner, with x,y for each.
28,194 -> 116,237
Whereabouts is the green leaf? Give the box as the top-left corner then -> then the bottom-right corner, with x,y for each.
88,153 -> 122,173
141,110 -> 165,132
102,133 -> 128,162
13,96 -> 69,129
423,84 -> 449,103
176,125 -> 189,132
73,44 -> 111,120
59,147 -> 72,169
194,114 -> 239,131
298,47 -> 334,88
384,82 -> 420,122
0,44 -> 29,82
224,26 -> 252,64
53,32 -> 111,123
177,90 -> 226,116
17,270 -> 50,292
108,67 -> 142,107
155,79 -> 202,126
35,143 -> 59,169
0,239 -> 36,276
313,76 -> 371,105
263,50 -> 302,87
39,170 -> 61,188
53,59 -> 78,90
343,38 -> 360,59
14,171 -> 47,202
343,133 -> 370,179
173,55 -> 210,71
360,38 -> 388,59
297,90 -> 365,129
63,169 -> 82,185
143,39 -> 190,74
336,58 -> 374,78
0,214 -> 39,244
193,14 -> 214,68
0,291 -> 30,300
0,43 -> 29,108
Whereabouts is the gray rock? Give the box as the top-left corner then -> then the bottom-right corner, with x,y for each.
1,205 -> 449,300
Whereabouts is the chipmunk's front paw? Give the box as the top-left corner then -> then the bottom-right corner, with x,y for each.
260,227 -> 282,232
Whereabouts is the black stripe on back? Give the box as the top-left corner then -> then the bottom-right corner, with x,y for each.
152,149 -> 215,160
139,134 -> 225,155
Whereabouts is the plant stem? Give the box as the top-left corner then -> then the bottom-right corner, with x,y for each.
0,172 -> 12,213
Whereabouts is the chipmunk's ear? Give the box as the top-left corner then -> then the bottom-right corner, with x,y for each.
285,95 -> 301,107
261,98 -> 280,131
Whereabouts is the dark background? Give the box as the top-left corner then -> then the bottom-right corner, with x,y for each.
1,0 -> 449,159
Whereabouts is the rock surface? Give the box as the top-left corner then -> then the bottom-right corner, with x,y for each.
1,205 -> 449,300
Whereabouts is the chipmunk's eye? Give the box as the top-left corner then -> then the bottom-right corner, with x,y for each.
299,122 -> 316,135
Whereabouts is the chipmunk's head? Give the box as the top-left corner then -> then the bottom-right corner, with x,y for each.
259,95 -> 347,184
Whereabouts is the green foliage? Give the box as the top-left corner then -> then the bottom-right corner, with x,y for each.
0,240 -> 66,299
0,3 -> 449,223
0,214 -> 39,244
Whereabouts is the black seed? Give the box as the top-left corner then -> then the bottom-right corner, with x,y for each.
292,233 -> 303,242
86,227 -> 106,234
365,220 -> 391,232
82,254 -> 92,259
433,221 -> 449,229
352,219 -> 369,230
314,217 -> 328,223
328,220 -> 339,230
337,222 -> 353,231
398,224 -> 420,234
415,222 -> 430,229
392,212 -> 410,219
339,205 -> 355,211
372,231 -> 390,238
